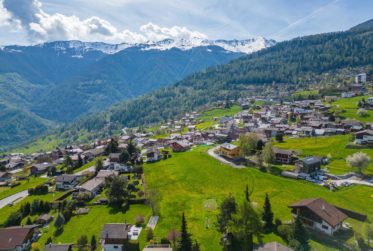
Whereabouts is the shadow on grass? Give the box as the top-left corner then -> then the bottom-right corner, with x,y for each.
308,228 -> 354,250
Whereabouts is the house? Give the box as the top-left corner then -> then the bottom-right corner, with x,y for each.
44,244 -> 73,251
341,92 -> 354,98
96,170 -> 119,180
36,214 -> 53,225
143,244 -> 173,251
354,129 -> 373,145
295,156 -> 321,174
100,223 -> 131,251
0,225 -> 39,251
273,148 -> 296,164
109,153 -> 121,163
355,73 -> 367,84
0,172 -> 12,182
368,97 -> 373,106
170,141 -> 191,152
254,242 -> 293,251
5,161 -> 25,171
55,175 -> 80,190
76,178 -> 105,198
144,148 -> 161,162
30,162 -> 55,176
220,143 -> 240,159
289,198 -> 348,235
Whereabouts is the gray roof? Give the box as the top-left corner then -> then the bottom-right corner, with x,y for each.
44,244 -> 72,251
55,175 -> 78,183
255,242 -> 293,251
100,223 -> 131,240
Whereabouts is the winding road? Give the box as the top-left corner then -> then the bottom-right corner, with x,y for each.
207,146 -> 246,169
0,190 -> 29,209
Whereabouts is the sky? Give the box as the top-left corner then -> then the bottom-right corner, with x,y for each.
0,0 -> 372,45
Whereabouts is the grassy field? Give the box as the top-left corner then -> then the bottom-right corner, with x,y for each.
0,177 -> 47,200
144,146 -> 373,251
11,135 -> 62,154
273,135 -> 373,175
331,96 -> 373,122
196,105 -> 241,130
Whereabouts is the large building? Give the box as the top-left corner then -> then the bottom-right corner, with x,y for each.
289,198 -> 348,235
0,225 -> 39,251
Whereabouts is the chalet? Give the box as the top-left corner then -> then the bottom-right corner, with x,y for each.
44,244 -> 73,251
55,175 -> 80,190
220,143 -> 240,159
341,92 -> 354,98
0,225 -> 39,251
273,148 -> 296,164
30,162 -> 55,176
289,198 -> 347,235
171,141 -> 191,152
76,178 -> 104,198
354,129 -> 373,145
5,161 -> 25,171
254,242 -> 293,251
96,170 -> 119,180
109,153 -> 121,163
36,214 -> 53,225
144,148 -> 161,162
295,157 -> 322,174
100,223 -> 131,251
355,73 -> 367,84
0,172 -> 12,182
342,120 -> 363,132
368,97 -> 373,106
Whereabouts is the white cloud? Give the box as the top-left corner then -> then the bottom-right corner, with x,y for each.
0,1 -> 11,26
1,0 -> 208,44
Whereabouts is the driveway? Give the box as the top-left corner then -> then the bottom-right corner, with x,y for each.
207,146 -> 246,169
0,190 -> 29,209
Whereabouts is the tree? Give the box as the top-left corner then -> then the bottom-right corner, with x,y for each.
45,237 -> 53,245
357,108 -> 368,117
295,115 -> 302,125
366,224 -> 373,248
346,152 -> 371,174
177,213 -> 193,251
63,155 -> 73,168
146,228 -> 154,241
77,235 -> 88,250
244,184 -> 252,202
239,133 -> 259,157
54,213 -> 65,230
105,138 -> 119,154
262,142 -> 275,165
293,216 -> 310,251
106,176 -> 129,206
262,193 -> 274,232
168,229 -> 181,247
275,133 -> 284,143
5,211 -> 22,226
76,154 -> 83,168
127,140 -> 138,157
90,235 -> 97,251
119,150 -> 130,164
228,200 -> 263,251
192,241 -> 201,251
95,158 -> 103,175
216,195 -> 237,233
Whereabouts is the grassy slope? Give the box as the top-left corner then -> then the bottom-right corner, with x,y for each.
0,177 -> 47,200
144,146 -> 373,251
273,135 -> 373,175
331,96 -> 373,122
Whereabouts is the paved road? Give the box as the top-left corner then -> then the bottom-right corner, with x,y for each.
0,190 -> 29,209
207,146 -> 246,169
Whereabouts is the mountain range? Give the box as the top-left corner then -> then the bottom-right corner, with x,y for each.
0,37 -> 274,149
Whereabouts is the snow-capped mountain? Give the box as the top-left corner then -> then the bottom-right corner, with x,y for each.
1,37 -> 275,57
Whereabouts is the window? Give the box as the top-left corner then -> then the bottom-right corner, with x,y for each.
114,246 -> 118,249
322,225 -> 329,230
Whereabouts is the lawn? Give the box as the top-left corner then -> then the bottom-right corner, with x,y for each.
273,135 -> 373,175
144,146 -> 373,251
196,105 -> 242,130
331,95 -> 373,122
0,177 -> 47,200
73,159 -> 97,174
10,135 -> 63,154
36,204 -> 151,250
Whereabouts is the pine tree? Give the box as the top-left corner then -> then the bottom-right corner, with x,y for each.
262,193 -> 274,232
192,241 -> 201,251
293,216 -> 310,251
178,213 -> 193,251
54,213 -> 65,230
95,158 -> 103,175
216,195 -> 237,233
245,185 -> 250,202
90,235 -> 97,251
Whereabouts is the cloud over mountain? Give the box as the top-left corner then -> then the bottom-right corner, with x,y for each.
1,0 -> 208,44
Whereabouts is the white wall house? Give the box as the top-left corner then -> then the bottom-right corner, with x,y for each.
355,73 -> 367,84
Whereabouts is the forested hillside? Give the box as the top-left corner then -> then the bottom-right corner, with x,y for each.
59,27 -> 373,143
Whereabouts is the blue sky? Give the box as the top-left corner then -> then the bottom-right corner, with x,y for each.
0,0 -> 372,45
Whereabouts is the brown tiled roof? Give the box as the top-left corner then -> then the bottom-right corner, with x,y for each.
273,147 -> 293,155
289,198 -> 348,227
0,226 -> 35,250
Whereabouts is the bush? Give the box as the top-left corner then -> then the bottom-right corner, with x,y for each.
28,185 -> 49,195
146,228 -> 154,241
277,225 -> 293,242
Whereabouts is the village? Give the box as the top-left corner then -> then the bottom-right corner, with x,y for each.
1,72 -> 373,251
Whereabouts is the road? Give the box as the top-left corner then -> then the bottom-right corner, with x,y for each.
0,190 -> 29,209
207,146 -> 246,169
